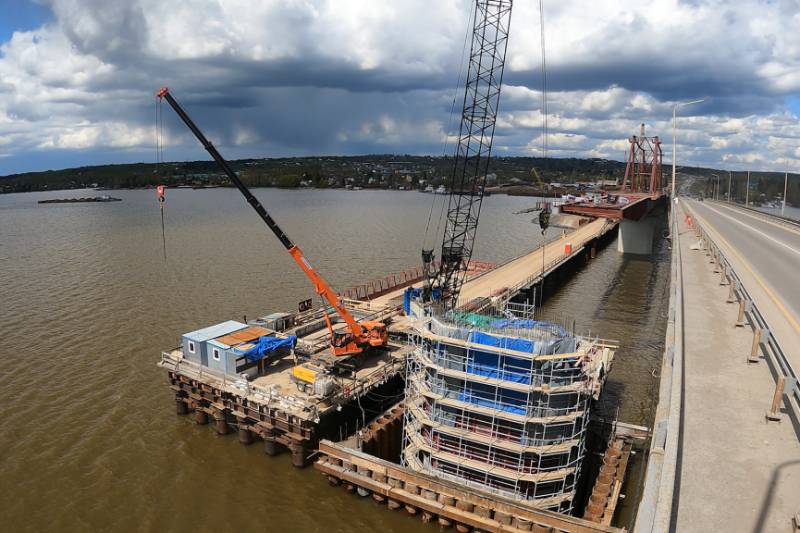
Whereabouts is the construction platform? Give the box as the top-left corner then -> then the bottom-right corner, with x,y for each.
158,217 -> 619,466
401,310 -> 618,514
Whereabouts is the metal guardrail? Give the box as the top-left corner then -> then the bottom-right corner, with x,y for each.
493,219 -> 618,309
724,200 -> 800,228
687,205 -> 800,415
637,203 -> 800,533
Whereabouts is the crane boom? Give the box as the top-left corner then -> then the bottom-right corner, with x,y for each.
156,87 -> 386,355
423,0 -> 513,311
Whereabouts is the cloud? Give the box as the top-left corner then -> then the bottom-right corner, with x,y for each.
0,0 -> 799,175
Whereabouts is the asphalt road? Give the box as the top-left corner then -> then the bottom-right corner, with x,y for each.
686,199 -> 800,320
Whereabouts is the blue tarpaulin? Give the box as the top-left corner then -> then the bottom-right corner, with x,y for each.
404,287 -> 422,314
459,383 -> 528,415
466,351 -> 532,384
234,335 -> 296,362
468,330 -> 538,354
403,287 -> 440,315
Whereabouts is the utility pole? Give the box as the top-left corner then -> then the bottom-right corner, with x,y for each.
745,171 -> 750,206
783,172 -> 788,216
727,170 -> 732,203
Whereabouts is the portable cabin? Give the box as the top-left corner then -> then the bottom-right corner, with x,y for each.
181,320 -> 247,366
261,312 -> 293,332
214,325 -> 271,378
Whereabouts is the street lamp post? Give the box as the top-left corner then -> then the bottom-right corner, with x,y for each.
711,173 -> 720,200
671,99 -> 705,203
745,171 -> 751,206
727,170 -> 732,203
783,172 -> 788,217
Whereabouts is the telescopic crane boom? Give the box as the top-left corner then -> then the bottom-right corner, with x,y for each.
156,87 -> 387,357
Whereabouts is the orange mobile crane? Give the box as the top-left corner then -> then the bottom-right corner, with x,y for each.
156,87 -> 387,358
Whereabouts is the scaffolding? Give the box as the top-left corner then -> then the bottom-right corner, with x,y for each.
402,306 -> 614,513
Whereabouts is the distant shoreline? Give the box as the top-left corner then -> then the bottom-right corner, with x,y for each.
3,183 -> 563,197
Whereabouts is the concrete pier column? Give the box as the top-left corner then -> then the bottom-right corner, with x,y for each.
387,476 -> 402,509
617,218 -> 655,255
371,471 -> 387,503
474,505 -> 492,519
513,517 -> 533,531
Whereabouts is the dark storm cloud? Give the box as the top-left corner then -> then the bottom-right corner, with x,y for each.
1,0 -> 799,174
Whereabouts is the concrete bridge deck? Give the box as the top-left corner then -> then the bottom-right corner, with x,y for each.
686,200 -> 800,371
637,200 -> 800,533
677,200 -> 799,532
370,216 -> 617,310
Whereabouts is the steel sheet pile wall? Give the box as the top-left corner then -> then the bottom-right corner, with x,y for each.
402,314 -> 612,513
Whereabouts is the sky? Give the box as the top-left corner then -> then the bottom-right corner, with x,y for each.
0,0 -> 799,175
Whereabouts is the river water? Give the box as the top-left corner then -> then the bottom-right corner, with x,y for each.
0,188 -> 668,532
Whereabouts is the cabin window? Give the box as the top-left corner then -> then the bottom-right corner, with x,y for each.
188,341 -> 195,353
212,348 -> 220,361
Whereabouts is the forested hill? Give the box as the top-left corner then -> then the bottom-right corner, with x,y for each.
1,154 -> 796,206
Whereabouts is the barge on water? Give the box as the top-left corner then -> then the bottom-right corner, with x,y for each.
38,194 -> 122,204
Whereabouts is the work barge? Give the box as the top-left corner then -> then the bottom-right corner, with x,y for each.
157,216 -> 642,531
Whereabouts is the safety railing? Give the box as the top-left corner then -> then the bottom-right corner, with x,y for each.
409,397 -> 586,448
688,204 -> 800,419
406,368 -> 586,420
426,314 -> 571,346
416,450 -> 576,510
419,343 -> 584,388
408,418 -> 581,475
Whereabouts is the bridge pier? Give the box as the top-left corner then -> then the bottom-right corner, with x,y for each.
617,217 -> 656,255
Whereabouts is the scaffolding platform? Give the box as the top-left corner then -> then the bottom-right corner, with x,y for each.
401,305 -> 617,514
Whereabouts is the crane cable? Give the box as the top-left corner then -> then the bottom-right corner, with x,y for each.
422,0 -> 475,252
539,0 -> 548,159
155,97 -> 167,262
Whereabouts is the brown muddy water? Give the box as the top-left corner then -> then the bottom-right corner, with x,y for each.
0,188 -> 668,532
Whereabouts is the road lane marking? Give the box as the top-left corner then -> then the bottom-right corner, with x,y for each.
684,201 -> 800,334
714,202 -> 800,237
699,202 -> 800,259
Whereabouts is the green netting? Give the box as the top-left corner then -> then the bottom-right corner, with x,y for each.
447,311 -> 497,329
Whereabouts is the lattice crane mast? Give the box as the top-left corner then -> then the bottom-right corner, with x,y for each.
422,0 -> 513,311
